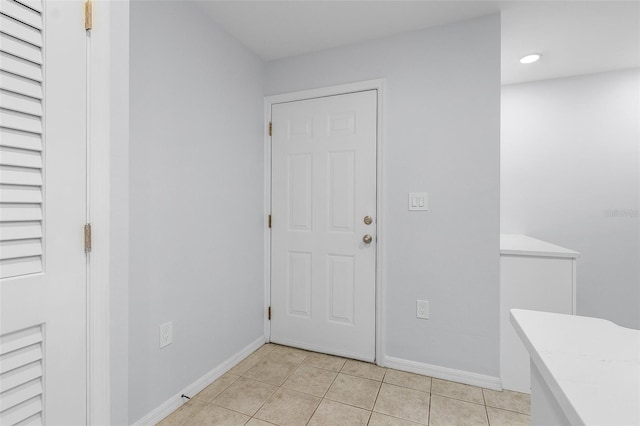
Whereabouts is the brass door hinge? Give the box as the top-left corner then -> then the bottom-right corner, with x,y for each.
268,214 -> 272,228
267,306 -> 271,320
84,223 -> 92,253
84,0 -> 92,31
268,122 -> 272,137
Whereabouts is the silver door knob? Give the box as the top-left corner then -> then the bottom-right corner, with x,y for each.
362,234 -> 372,244
363,216 -> 373,225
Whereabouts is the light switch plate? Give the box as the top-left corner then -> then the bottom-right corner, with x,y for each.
408,193 -> 428,211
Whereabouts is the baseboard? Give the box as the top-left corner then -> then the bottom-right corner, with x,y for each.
380,355 -> 502,391
131,336 -> 266,426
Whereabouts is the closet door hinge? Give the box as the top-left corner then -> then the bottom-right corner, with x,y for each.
268,214 -> 272,228
84,223 -> 92,253
268,122 -> 272,137
84,0 -> 92,31
267,306 -> 271,320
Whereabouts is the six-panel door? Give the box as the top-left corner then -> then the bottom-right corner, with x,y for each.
270,90 -> 377,361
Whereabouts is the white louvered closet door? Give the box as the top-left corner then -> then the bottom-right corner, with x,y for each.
0,0 -> 87,424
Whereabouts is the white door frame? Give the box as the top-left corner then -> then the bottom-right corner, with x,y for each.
86,0 -> 123,423
263,79 -> 386,364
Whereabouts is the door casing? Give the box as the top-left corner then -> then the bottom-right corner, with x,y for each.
86,1 -> 120,423
263,79 -> 386,364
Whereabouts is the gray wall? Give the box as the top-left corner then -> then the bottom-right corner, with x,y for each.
129,1 -> 265,422
110,1 -> 130,424
266,15 -> 502,377
502,69 -> 640,329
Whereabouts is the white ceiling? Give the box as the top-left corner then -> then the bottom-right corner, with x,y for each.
198,0 -> 640,85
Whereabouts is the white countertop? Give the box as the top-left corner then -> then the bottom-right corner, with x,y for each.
510,309 -> 640,426
500,234 -> 580,258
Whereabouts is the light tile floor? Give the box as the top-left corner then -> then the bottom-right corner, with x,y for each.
158,344 -> 531,426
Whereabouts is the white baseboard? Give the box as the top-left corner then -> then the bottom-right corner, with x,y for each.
380,355 -> 502,391
131,336 -> 266,426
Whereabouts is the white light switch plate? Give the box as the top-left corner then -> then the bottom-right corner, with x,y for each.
408,193 -> 428,211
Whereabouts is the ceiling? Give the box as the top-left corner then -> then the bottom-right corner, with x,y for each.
198,0 -> 640,85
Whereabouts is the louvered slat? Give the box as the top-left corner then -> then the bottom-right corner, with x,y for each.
0,110 -> 42,133
0,396 -> 42,425
0,166 -> 42,186
14,0 -> 42,13
14,411 -> 43,426
0,256 -> 41,279
0,146 -> 42,168
0,52 -> 42,82
0,71 -> 42,99
0,91 -> 42,116
0,222 -> 42,241
0,239 -> 42,260
0,14 -> 42,47
0,0 -> 42,29
0,336 -> 42,374
0,186 -> 41,203
0,362 -> 42,393
0,204 -> 41,221
0,34 -> 42,65
0,326 -> 44,424
0,128 -> 41,150
0,379 -> 42,412
0,327 -> 43,356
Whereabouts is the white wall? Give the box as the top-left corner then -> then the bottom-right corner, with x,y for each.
266,15 -> 501,378
129,1 -> 265,422
502,69 -> 640,329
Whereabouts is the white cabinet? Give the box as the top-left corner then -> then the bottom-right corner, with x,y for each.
500,234 -> 579,393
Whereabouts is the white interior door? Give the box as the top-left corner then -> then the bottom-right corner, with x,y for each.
0,0 -> 87,424
270,90 -> 377,361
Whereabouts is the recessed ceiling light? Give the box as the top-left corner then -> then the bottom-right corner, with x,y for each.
520,54 -> 541,64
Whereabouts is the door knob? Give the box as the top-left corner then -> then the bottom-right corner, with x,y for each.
363,216 -> 373,225
362,234 -> 373,244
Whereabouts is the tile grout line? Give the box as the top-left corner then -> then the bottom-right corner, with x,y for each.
427,390 -> 432,425
206,393 -> 275,420
430,393 -> 487,406
322,360 -> 381,416
367,369 -> 385,424
486,405 -> 532,416
483,387 -> 532,417
249,351 -> 308,423
206,346 -> 286,423
427,376 -> 433,426
176,402 -> 200,426
483,388 -> 491,426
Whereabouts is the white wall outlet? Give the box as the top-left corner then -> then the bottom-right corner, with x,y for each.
159,321 -> 173,348
416,300 -> 429,319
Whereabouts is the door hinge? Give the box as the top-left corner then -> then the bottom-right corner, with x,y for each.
268,122 -> 272,137
268,214 -> 272,228
84,0 -> 92,31
84,223 -> 92,253
268,306 -> 271,320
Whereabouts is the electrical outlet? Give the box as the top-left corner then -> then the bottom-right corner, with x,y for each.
416,300 -> 429,319
159,322 -> 173,348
